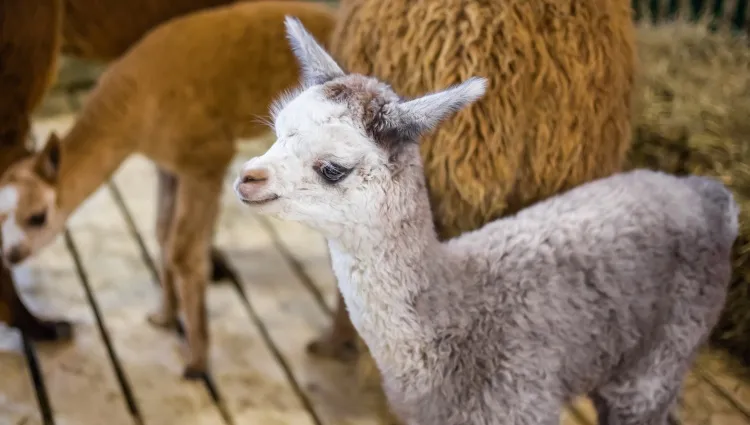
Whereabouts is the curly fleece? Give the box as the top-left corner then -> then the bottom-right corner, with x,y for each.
330,0 -> 637,240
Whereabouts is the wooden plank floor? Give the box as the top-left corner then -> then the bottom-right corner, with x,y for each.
2,100 -> 750,424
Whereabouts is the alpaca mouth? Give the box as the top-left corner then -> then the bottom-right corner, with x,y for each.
241,194 -> 280,206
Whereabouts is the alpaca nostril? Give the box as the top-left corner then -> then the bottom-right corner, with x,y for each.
5,246 -> 23,264
241,168 -> 269,184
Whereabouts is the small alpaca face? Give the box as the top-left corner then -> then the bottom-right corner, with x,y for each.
235,86 -> 395,233
234,17 -> 487,235
0,133 -> 62,266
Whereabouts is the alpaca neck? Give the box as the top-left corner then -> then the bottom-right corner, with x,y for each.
56,78 -> 139,220
329,156 -> 451,376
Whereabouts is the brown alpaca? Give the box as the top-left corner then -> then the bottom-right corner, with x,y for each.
0,0 -> 336,379
60,0 -> 237,61
310,0 -> 637,423
59,0 -> 266,281
0,0 -> 73,340
0,0 -> 261,340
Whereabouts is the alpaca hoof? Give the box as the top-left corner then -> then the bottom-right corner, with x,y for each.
210,248 -> 236,283
306,335 -> 359,361
182,365 -> 208,380
24,319 -> 74,342
147,311 -> 178,330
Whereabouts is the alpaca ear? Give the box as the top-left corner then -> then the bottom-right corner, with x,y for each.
284,16 -> 345,86
35,132 -> 61,183
386,77 -> 488,142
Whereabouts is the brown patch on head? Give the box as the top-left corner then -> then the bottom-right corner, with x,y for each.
3,162 -> 57,223
322,75 -> 405,150
0,141 -> 60,237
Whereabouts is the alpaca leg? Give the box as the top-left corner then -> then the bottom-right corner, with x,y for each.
307,291 -> 359,361
147,167 -> 179,328
590,387 -> 680,425
591,391 -> 681,425
154,166 -> 232,283
0,265 -> 72,341
166,176 -> 221,379
591,348 -> 689,425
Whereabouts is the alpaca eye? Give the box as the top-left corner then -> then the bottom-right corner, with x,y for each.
316,162 -> 351,183
27,211 -> 47,227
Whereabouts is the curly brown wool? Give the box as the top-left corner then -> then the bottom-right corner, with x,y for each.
315,1 -> 637,423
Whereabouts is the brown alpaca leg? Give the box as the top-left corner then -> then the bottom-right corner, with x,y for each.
0,263 -> 73,341
165,175 -> 221,380
147,167 -> 179,328
154,166 -> 234,283
307,291 -> 359,361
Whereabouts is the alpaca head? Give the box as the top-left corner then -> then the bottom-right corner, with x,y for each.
234,17 -> 486,238
0,133 -> 62,265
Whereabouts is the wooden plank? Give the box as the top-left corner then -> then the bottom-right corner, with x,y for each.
0,329 -> 43,425
568,398 -> 596,425
66,184 -> 225,425
110,154 -> 318,425
695,348 -> 750,417
36,125 -> 224,424
214,156 -> 382,425
679,370 -> 750,425
21,118 -> 136,425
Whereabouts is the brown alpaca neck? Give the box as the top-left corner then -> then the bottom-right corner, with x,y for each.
56,86 -> 138,218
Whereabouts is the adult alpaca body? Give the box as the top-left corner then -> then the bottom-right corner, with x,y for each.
0,0 -> 71,340
60,0 -> 237,61
0,1 -> 336,378
235,19 -> 736,425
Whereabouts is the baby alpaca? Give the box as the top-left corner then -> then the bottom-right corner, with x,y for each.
0,2 -> 335,379
234,18 -> 738,425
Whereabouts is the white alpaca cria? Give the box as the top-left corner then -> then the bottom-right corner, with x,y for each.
234,17 -> 739,425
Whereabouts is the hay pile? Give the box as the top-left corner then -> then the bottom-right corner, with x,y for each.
630,20 -> 750,364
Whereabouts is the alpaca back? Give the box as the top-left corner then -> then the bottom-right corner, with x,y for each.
444,170 -> 736,382
92,1 -> 337,146
60,0 -> 238,61
330,0 -> 636,240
